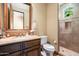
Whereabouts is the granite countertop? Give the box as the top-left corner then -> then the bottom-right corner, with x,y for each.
0,35 -> 40,46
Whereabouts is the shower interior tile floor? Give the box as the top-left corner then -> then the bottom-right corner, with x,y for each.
59,46 -> 79,56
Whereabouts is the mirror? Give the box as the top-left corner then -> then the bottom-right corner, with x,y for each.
8,3 -> 31,30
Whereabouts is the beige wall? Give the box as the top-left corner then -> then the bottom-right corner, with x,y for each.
46,3 -> 58,51
32,3 -> 47,35
32,3 -> 58,51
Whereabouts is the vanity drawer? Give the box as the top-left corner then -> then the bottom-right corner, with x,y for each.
24,39 -> 40,49
0,42 -> 22,55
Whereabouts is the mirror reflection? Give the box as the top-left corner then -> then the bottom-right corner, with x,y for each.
8,3 -> 30,29
13,10 -> 24,29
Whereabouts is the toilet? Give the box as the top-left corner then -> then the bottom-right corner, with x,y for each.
40,36 -> 55,56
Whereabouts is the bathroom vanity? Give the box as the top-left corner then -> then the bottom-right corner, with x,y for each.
0,3 -> 41,56
0,35 -> 41,56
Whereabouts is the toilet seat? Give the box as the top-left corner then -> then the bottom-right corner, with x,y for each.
43,44 -> 55,52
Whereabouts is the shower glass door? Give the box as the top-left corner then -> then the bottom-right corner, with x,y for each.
59,3 -> 79,55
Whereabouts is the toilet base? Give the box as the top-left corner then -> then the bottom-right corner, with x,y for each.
41,50 -> 54,56
45,51 -> 53,56
41,51 -> 47,56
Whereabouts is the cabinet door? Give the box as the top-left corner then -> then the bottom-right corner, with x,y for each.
26,48 -> 41,56
0,42 -> 22,56
24,45 -> 41,56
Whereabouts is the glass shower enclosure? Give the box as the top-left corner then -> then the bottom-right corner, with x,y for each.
59,3 -> 79,56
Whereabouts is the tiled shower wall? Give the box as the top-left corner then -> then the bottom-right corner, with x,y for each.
59,18 -> 79,53
59,3 -> 79,54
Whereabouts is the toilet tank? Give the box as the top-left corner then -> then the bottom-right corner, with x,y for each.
40,36 -> 48,45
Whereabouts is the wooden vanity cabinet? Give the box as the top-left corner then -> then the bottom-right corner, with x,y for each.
0,42 -> 23,56
0,39 -> 41,56
23,39 -> 41,56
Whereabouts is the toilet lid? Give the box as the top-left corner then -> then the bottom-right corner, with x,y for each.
43,44 -> 55,51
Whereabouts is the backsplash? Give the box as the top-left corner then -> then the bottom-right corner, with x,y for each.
5,29 -> 29,37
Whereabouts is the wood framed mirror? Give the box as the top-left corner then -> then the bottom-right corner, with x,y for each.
3,3 -> 32,36
8,3 -> 32,30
